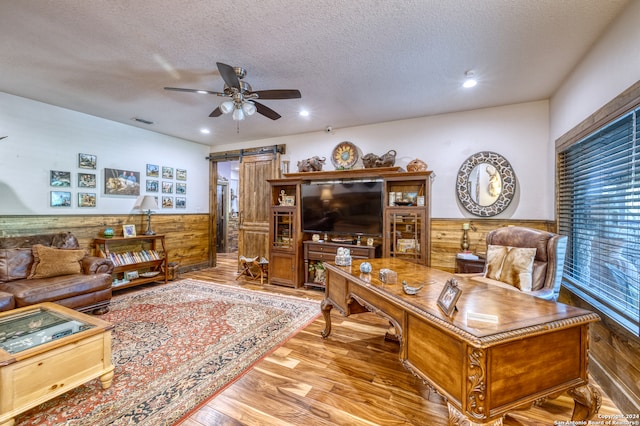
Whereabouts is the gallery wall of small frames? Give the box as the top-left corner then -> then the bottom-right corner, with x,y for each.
48,153 -> 187,210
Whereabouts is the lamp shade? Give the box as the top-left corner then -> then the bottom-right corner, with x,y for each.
242,101 -> 257,116
220,100 -> 234,114
232,107 -> 245,121
140,195 -> 158,210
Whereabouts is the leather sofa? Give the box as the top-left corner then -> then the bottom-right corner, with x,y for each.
0,232 -> 114,314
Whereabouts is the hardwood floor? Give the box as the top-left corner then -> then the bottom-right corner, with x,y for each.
176,253 -> 622,426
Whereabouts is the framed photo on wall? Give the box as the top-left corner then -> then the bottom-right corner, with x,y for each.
50,170 -> 71,187
162,181 -> 173,194
104,168 -> 140,196
78,192 -> 96,207
146,180 -> 158,192
78,173 -> 96,188
176,169 -> 187,181
176,197 -> 186,208
176,183 -> 186,194
78,153 -> 97,169
146,163 -> 159,177
50,191 -> 71,207
162,166 -> 174,179
162,196 -> 174,208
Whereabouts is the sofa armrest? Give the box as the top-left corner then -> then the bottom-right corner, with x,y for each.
82,256 -> 114,275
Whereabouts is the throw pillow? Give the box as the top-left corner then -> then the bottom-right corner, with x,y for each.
484,245 -> 509,281
29,244 -> 86,279
500,247 -> 537,291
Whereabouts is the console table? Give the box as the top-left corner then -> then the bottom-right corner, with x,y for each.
321,258 -> 601,425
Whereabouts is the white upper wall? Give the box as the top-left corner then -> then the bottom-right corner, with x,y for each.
215,100 -> 551,219
551,0 -> 640,141
0,92 -> 210,215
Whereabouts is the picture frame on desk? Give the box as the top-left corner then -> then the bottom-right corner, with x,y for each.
437,278 -> 462,317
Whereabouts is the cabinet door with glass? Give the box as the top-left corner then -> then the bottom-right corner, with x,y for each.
269,205 -> 302,287
271,207 -> 295,251
384,209 -> 429,265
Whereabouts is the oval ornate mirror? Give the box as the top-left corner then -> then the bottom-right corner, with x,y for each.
456,151 -> 516,217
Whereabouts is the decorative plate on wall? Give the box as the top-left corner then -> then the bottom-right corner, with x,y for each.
331,141 -> 359,169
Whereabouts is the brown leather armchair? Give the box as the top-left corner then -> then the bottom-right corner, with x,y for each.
467,226 -> 568,301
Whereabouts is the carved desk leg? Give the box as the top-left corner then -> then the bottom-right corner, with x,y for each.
448,404 -> 504,426
321,299 -> 333,338
568,384 -> 602,421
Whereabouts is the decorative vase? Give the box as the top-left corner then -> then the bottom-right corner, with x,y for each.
103,227 -> 114,238
407,158 -> 428,172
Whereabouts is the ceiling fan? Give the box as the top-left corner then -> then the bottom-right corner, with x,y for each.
164,62 -> 301,121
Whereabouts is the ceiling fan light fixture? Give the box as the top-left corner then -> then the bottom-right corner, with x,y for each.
232,107 -> 245,121
242,101 -> 257,116
220,100 -> 234,114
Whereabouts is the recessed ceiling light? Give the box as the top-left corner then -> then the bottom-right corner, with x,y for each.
200,128 -> 210,134
463,71 -> 477,88
196,90 -> 208,94
299,110 -> 310,117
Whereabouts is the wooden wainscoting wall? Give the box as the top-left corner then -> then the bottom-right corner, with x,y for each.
559,289 -> 640,415
430,219 -> 555,272
0,214 -> 210,272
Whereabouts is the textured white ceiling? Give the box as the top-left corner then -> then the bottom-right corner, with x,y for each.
0,0 -> 629,146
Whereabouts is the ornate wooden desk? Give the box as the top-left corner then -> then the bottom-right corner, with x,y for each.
321,258 -> 601,426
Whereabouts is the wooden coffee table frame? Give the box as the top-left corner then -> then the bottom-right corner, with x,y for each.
0,303 -> 114,426
321,258 -> 602,426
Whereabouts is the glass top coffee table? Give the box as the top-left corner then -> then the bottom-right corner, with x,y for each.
0,303 -> 114,426
0,307 -> 95,354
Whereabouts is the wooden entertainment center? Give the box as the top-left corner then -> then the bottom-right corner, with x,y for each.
268,168 -> 433,288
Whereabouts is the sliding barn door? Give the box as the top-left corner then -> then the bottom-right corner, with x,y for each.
238,153 -> 280,265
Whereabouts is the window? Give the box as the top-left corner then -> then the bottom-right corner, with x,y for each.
557,100 -> 640,336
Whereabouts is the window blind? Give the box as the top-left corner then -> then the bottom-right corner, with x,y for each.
557,108 -> 640,336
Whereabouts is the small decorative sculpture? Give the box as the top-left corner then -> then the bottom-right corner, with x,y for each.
362,150 -> 397,168
359,262 -> 372,273
361,153 -> 379,169
297,156 -> 326,172
407,158 -> 428,172
402,280 -> 424,295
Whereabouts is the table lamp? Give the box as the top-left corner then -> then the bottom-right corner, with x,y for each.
139,196 -> 159,235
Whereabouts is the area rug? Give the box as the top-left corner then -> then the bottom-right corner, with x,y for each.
14,279 -> 320,426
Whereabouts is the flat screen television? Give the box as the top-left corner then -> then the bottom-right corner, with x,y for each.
301,180 -> 383,237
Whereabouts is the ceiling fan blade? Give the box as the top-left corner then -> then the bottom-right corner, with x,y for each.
164,87 -> 224,96
253,89 -> 301,100
254,101 -> 281,120
216,62 -> 240,90
209,107 -> 223,117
